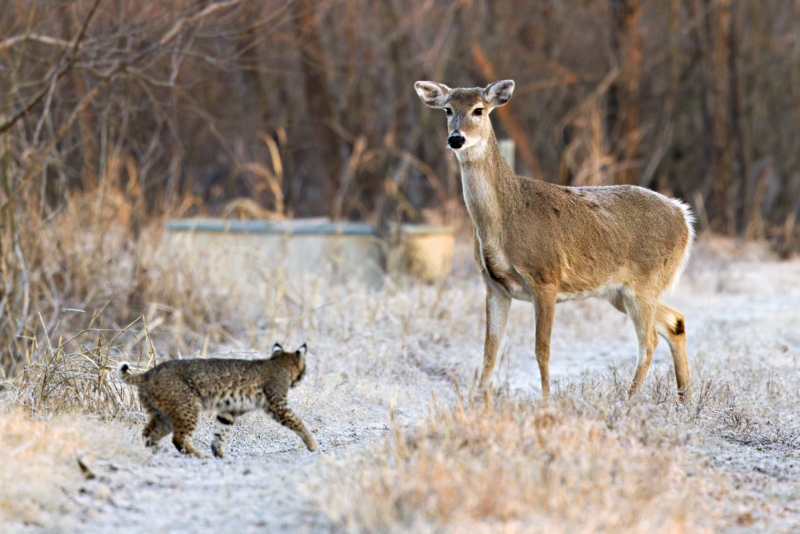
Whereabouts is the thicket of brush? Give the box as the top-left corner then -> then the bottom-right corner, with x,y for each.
3,0 -> 800,394
3,0 -> 800,376
3,0 -> 800,225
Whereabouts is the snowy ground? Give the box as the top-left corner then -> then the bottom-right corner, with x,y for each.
6,237 -> 800,534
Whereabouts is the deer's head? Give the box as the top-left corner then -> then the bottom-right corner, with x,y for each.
414,80 -> 515,154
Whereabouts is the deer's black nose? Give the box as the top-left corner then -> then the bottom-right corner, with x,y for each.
448,134 -> 465,149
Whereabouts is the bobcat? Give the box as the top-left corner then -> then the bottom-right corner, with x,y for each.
117,343 -> 318,458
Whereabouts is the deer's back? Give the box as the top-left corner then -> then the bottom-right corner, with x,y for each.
498,181 -> 691,295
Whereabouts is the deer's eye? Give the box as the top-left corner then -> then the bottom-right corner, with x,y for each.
445,108 -> 453,116
473,108 -> 484,116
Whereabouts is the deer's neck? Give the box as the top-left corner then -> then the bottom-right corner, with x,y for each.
455,131 -> 514,235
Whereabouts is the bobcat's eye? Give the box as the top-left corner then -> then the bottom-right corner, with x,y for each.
473,108 -> 484,116
445,108 -> 453,116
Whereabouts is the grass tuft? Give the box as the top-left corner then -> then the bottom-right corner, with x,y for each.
0,410 -> 146,528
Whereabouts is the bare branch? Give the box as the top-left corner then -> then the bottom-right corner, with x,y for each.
0,32 -> 169,213
0,69 -> 116,213
0,81 -> 57,135
0,35 -> 73,51
159,0 -> 242,46
69,0 -> 105,60
0,0 -> 105,136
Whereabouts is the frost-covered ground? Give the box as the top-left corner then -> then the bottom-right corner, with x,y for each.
4,237 -> 800,534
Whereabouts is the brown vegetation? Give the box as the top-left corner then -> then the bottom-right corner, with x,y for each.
312,357 -> 800,533
3,0 -> 799,381
1,2 -> 799,532
3,0 -> 799,223
0,410 -> 145,527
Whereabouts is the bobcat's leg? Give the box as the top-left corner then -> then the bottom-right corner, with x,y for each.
211,412 -> 237,459
140,394 -> 173,447
264,393 -> 318,451
163,394 -> 206,458
143,410 -> 173,447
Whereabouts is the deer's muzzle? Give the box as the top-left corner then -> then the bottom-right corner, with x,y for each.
448,133 -> 466,150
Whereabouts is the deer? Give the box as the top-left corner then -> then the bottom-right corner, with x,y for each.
414,80 -> 695,401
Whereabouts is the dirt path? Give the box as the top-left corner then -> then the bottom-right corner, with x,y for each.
21,240 -> 800,534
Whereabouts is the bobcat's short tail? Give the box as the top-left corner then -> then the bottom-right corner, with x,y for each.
117,362 -> 148,385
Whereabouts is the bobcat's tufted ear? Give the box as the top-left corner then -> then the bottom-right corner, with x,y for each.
271,343 -> 284,355
296,343 -> 307,357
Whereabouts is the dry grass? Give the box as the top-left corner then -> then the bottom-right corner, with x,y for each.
9,321 -> 150,416
0,409 -> 146,529
310,358 -> 800,533
314,395 -> 713,533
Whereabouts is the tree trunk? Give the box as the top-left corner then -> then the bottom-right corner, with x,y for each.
61,4 -> 97,189
292,0 -> 343,209
238,0 -> 273,207
654,0 -> 681,194
711,0 -> 735,236
697,0 -> 735,235
729,0 -> 750,236
609,0 -> 642,186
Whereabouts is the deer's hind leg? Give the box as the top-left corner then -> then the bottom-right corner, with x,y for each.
615,290 -> 659,397
656,301 -> 691,401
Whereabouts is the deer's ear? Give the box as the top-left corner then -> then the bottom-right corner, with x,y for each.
414,81 -> 451,108
296,344 -> 307,357
271,343 -> 283,355
485,80 -> 515,109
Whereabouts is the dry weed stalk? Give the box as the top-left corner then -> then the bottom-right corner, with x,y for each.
9,314 -> 155,416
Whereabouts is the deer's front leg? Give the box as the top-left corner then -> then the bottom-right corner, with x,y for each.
479,286 -> 511,391
533,285 -> 558,399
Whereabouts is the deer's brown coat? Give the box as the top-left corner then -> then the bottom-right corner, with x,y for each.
415,80 -> 694,400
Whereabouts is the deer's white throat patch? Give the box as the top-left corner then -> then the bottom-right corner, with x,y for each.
454,137 -> 488,162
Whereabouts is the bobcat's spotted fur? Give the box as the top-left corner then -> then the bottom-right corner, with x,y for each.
117,343 -> 317,458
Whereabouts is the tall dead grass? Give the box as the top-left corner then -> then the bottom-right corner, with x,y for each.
0,409 -> 146,528
9,317 -> 154,416
1,172 -> 274,410
1,178 -> 177,416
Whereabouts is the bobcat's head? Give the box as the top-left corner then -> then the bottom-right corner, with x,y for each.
271,343 -> 308,388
